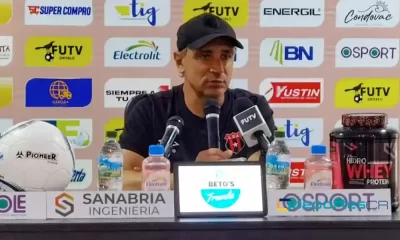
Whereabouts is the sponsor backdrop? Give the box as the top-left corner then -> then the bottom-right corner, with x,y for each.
0,0 -> 399,190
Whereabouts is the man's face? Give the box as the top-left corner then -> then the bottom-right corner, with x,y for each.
175,38 -> 235,98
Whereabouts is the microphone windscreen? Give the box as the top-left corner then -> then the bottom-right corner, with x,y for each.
166,116 -> 184,131
204,98 -> 220,115
234,97 -> 254,114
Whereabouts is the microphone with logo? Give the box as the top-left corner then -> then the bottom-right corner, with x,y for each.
159,116 -> 184,158
233,98 -> 272,153
204,98 -> 221,149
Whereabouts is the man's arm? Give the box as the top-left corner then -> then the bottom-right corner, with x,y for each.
119,98 -> 153,190
120,98 -> 175,190
248,150 -> 261,161
122,150 -> 144,190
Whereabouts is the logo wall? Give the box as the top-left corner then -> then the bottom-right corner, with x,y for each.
104,118 -> 124,141
24,0 -> 94,26
0,119 -> 13,135
336,0 -> 400,28
35,119 -> 93,149
104,37 -> 171,67
183,0 -> 249,28
334,78 -> 399,108
0,36 -> 13,66
234,39 -> 248,68
260,0 -> 325,27
25,78 -> 92,107
104,0 -> 171,27
260,78 -> 323,108
336,38 -> 400,68
104,78 -> 171,108
0,0 -> 12,25
25,36 -> 93,67
0,78 -> 13,108
274,118 -> 324,148
66,159 -> 93,190
260,38 -> 324,67
230,79 -> 248,90
289,158 -> 306,188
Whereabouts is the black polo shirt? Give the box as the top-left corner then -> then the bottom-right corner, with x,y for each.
119,84 -> 276,166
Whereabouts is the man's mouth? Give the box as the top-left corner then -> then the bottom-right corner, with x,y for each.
207,81 -> 225,86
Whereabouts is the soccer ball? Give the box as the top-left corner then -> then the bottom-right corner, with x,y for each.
45,52 -> 54,62
0,120 -> 75,191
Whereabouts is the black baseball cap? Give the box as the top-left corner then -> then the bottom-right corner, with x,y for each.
177,13 -> 244,51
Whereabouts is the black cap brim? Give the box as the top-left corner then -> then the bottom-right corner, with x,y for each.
187,33 -> 243,50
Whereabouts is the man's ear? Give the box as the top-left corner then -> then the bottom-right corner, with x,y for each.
173,51 -> 185,75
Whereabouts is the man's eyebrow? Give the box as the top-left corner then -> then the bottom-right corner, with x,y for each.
197,48 -> 234,54
221,48 -> 234,53
197,49 -> 213,53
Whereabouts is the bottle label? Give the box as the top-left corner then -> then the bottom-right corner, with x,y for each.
99,157 -> 122,178
266,155 -> 290,175
143,170 -> 170,191
330,139 -> 395,189
305,170 -> 332,189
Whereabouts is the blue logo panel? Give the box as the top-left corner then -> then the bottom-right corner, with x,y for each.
25,78 -> 92,107
201,189 -> 241,209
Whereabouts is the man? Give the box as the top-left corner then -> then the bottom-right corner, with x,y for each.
120,13 -> 276,190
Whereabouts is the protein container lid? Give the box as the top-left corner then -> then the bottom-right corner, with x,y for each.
149,145 -> 165,155
342,113 -> 388,128
311,145 -> 326,155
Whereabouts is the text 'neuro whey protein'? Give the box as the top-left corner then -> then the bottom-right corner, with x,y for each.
330,113 -> 399,212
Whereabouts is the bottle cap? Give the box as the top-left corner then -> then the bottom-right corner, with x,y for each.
149,145 -> 165,155
274,130 -> 285,138
311,145 -> 326,155
106,131 -> 117,138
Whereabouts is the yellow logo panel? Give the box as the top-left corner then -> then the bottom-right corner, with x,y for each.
0,0 -> 12,25
335,78 -> 399,108
25,36 -> 92,67
0,77 -> 12,108
183,0 -> 248,28
104,118 -> 124,142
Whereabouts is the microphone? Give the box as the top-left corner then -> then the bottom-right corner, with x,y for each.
204,98 -> 221,149
159,116 -> 184,158
233,98 -> 272,152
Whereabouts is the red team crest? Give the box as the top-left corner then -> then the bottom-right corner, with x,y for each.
158,85 -> 169,91
224,132 -> 245,154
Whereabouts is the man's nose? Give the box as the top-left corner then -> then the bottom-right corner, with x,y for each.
209,59 -> 224,73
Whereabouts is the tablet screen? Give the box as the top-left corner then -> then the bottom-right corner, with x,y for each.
176,164 -> 264,215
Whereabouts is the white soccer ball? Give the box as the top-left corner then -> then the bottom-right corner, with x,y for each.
0,120 -> 75,191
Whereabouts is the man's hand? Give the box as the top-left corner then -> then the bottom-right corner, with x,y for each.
195,148 -> 233,162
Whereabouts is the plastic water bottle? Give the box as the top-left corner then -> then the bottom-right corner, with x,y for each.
266,130 -> 291,189
98,131 -> 123,191
142,145 -> 171,191
304,145 -> 332,189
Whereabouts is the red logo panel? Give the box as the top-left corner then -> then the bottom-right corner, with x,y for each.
290,162 -> 305,184
266,82 -> 321,104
